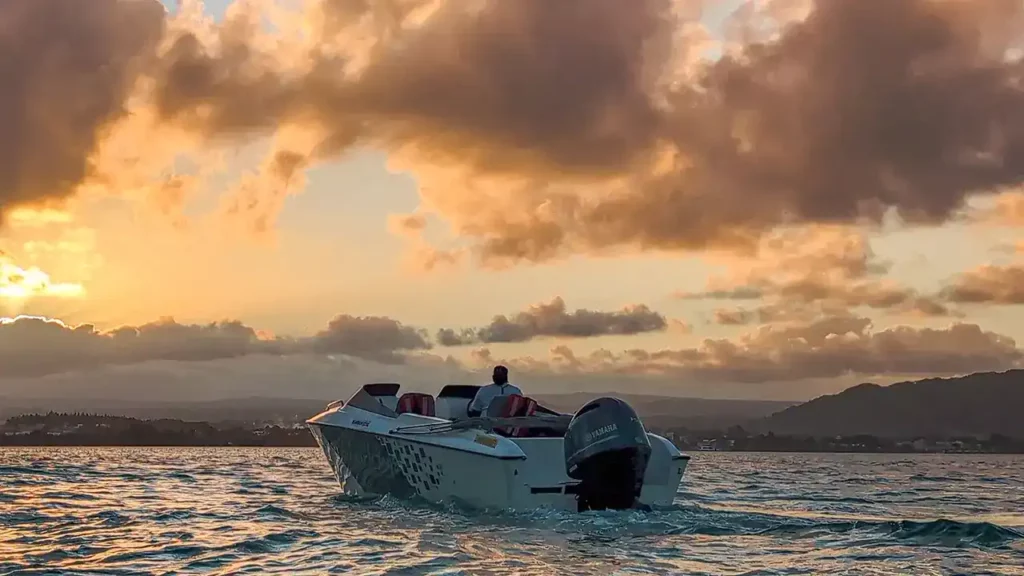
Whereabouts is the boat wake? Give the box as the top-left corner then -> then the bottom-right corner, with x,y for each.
328,492 -> 1024,550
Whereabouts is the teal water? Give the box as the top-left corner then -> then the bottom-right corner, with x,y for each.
1,448 -> 1021,575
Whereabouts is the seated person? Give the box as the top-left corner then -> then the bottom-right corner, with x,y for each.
467,365 -> 522,417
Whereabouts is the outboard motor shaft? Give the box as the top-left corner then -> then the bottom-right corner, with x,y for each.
564,397 -> 652,512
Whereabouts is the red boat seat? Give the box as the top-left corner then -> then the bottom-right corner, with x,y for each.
396,392 -> 436,417
495,394 -> 537,437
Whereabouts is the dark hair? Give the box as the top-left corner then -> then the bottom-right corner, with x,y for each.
492,365 -> 509,384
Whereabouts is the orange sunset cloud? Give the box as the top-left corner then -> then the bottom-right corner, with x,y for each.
0,0 -> 1022,403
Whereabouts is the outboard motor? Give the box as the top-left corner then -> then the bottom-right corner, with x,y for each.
563,397 -> 652,512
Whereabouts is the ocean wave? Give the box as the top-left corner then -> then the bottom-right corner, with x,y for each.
252,503 -> 315,521
750,516 -> 1022,547
2,448 -> 1022,575
329,492 -> 1023,550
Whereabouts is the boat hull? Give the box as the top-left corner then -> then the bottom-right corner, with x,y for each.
308,421 -> 525,510
308,405 -> 688,512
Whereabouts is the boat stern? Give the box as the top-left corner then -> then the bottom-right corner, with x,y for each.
639,433 -> 689,507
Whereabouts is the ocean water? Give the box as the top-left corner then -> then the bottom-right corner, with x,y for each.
1,449 -> 1021,575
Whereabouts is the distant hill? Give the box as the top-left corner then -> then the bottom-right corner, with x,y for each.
0,393 -> 795,428
534,393 -> 795,430
751,370 -> 1024,438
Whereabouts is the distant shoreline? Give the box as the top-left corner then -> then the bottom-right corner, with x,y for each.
0,430 -> 317,449
0,437 -> 319,448
4,413 -> 1023,454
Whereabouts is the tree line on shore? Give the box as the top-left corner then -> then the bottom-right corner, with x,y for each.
3,413 -> 1023,453
657,426 -> 1024,454
0,412 -> 317,447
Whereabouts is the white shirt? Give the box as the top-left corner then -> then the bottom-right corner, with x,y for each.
468,383 -> 523,416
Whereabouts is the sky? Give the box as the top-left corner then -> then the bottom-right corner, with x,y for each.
2,0 -> 1024,404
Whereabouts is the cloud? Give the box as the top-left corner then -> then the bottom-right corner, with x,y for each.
307,314 -> 432,364
713,307 -> 782,327
679,226 -> 958,323
941,264 -> 1024,304
486,315 -> 1023,384
968,189 -> 1024,227
222,145 -> 312,236
668,318 -> 693,334
710,296 -> 959,327
0,316 -> 279,378
0,312 -> 432,378
436,297 -> 668,346
392,0 -> 1024,265
0,0 -> 165,215
4,0 -> 1022,268
0,298 -> 665,381
339,0 -> 672,178
387,212 -> 467,272
0,310 -> 1019,402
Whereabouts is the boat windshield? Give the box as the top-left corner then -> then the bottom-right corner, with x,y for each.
344,387 -> 398,417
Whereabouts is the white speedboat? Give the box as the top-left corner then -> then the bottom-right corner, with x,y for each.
306,383 -> 690,512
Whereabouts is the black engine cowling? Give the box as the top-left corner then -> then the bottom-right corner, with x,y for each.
563,397 -> 652,512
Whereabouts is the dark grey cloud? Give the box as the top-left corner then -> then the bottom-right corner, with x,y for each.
437,297 -> 668,346
0,312 -> 431,378
0,0 -> 165,218
307,314 -> 432,364
0,316 -> 279,378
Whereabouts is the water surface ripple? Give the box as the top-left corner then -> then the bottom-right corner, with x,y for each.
1,448 -> 1022,575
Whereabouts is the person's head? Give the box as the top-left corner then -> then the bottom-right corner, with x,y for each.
492,365 -> 509,385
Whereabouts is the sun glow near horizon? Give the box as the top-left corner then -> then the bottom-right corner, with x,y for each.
0,256 -> 85,300
0,314 -> 70,327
